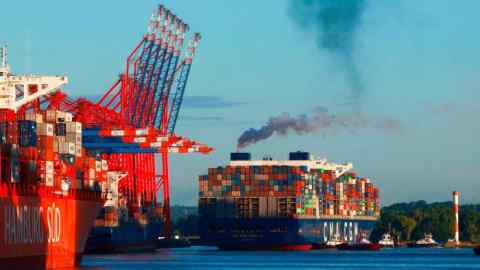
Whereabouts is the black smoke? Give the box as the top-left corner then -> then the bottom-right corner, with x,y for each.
237,107 -> 401,149
290,0 -> 367,100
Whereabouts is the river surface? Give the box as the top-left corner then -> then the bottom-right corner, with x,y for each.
78,246 -> 479,270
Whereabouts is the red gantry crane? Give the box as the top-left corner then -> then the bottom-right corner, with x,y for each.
38,4 -> 212,236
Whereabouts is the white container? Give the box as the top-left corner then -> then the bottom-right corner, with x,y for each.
61,179 -> 70,192
45,161 -> 54,174
135,128 -> 148,136
111,130 -> 124,136
133,137 -> 146,143
66,122 -> 82,133
66,133 -> 81,144
24,111 -> 43,123
37,123 -> 54,136
45,110 -> 57,122
58,142 -> 66,154
67,143 -> 76,155
88,179 -> 95,190
45,173 -> 54,187
101,160 -> 108,171
64,112 -> 73,122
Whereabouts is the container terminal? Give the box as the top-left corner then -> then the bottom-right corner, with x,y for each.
198,152 -> 380,250
0,3 -> 212,269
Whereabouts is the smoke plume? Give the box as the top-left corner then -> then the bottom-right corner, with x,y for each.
237,107 -> 401,149
290,0 -> 367,100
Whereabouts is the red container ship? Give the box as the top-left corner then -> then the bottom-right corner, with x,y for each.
0,186 -> 103,269
0,46 -> 105,269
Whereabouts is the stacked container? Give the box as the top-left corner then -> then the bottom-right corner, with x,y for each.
199,152 -> 380,219
0,109 -> 109,192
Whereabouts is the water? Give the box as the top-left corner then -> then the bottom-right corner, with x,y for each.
79,247 -> 479,270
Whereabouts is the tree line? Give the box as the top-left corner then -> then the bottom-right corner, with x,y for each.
370,200 -> 480,243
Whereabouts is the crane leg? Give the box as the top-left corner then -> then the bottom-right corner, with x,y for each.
161,151 -> 171,237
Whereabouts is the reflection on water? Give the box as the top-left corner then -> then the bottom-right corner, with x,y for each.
76,246 -> 480,270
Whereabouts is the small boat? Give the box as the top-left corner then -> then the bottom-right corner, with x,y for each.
313,233 -> 344,249
378,233 -> 395,248
337,238 -> 381,251
408,233 -> 439,248
156,235 -> 191,249
474,246 -> 480,256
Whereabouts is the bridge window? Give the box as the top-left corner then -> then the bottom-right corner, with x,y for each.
15,84 -> 24,101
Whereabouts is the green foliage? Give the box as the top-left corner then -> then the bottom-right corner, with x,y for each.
371,201 -> 480,243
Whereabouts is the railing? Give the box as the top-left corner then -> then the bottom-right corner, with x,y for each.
0,182 -> 105,201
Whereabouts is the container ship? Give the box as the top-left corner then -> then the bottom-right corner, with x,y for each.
198,152 -> 380,251
0,46 -> 105,268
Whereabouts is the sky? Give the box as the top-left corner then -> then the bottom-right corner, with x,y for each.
1,1 -> 479,206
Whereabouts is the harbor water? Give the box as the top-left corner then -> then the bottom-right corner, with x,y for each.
78,246 -> 479,270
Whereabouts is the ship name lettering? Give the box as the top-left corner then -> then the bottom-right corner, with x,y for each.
47,203 -> 61,243
3,204 -> 61,245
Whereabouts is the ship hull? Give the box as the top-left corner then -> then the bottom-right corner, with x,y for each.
0,189 -> 103,269
337,243 -> 381,251
200,217 -> 376,250
407,243 -> 439,248
85,221 -> 163,254
474,246 -> 480,256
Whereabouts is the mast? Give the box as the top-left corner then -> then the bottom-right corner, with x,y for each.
0,45 -> 7,68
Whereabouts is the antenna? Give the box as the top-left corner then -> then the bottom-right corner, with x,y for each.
0,45 -> 7,67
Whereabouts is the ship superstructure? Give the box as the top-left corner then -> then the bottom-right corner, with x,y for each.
0,45 -> 105,269
0,46 -> 68,111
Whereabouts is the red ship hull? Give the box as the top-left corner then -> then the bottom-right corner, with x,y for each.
218,243 -> 313,251
337,243 -> 381,251
0,185 -> 103,269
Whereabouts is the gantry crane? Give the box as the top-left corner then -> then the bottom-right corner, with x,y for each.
31,4 -> 211,236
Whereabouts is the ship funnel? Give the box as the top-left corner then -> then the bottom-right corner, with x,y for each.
289,151 -> 311,161
230,152 -> 251,161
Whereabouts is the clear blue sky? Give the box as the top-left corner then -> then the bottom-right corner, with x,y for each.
2,1 -> 478,206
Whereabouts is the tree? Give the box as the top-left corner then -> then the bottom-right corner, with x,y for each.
371,201 -> 480,243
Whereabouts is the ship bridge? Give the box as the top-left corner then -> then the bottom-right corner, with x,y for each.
229,152 -> 353,178
0,45 -> 68,111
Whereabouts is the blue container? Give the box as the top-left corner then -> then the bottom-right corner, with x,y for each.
55,123 -> 66,136
18,120 -> 37,147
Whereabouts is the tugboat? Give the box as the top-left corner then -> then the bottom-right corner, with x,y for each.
313,233 -> 344,249
378,233 -> 395,248
408,233 -> 439,248
474,246 -> 480,256
337,238 -> 381,251
156,235 -> 191,249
